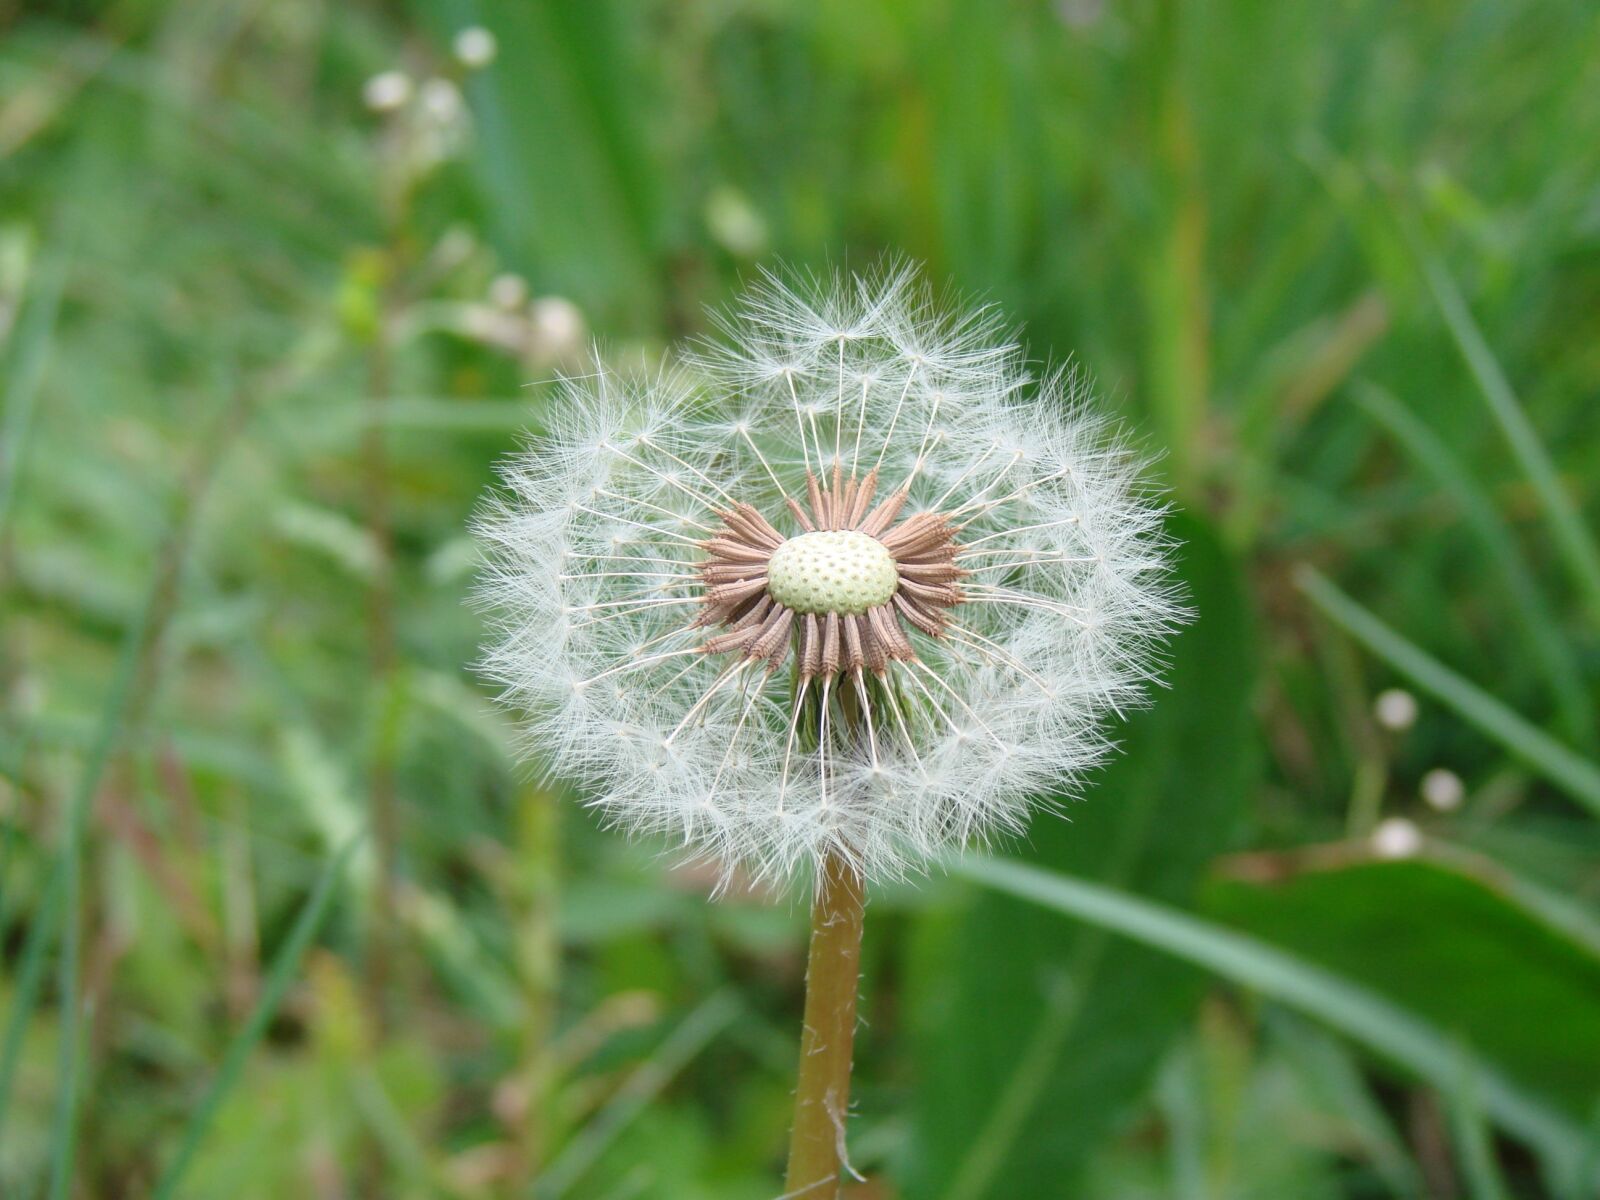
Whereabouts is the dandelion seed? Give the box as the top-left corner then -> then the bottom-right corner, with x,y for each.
474,263 -> 1186,888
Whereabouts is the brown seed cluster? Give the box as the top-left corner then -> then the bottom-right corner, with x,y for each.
690,466 -> 966,680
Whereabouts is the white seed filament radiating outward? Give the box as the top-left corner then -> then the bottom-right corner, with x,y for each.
476,264 -> 1184,888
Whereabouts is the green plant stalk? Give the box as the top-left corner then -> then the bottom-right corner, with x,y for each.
29,384 -> 254,1192
1354,380 -> 1592,742
784,851 -> 866,1198
512,783 -> 561,1183
1418,251 -> 1600,623
151,838 -> 358,1199
363,301 -> 401,1032
1142,0 -> 1210,496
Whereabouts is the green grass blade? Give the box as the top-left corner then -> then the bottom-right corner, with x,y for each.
23,520 -> 172,1189
1354,380 -> 1591,740
536,989 -> 739,1199
1418,251 -> 1600,620
1296,566 -> 1600,816
0,255 -> 66,536
45,864 -> 85,1200
0,865 -> 63,1139
150,836 -> 359,1200
1451,1079 -> 1514,1200
955,857 -> 1599,1193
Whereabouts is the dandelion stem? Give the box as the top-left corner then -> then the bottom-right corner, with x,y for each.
784,851 -> 866,1198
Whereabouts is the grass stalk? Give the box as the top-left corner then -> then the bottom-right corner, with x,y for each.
1417,250 -> 1600,622
1296,566 -> 1600,815
362,301 -> 401,1031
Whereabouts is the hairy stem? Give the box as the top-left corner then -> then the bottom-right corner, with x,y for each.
784,851 -> 866,1197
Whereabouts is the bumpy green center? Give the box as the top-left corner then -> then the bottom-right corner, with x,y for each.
766,530 -> 898,616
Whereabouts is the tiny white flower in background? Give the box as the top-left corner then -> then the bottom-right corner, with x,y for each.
1371,816 -> 1423,859
705,185 -> 769,258
1373,687 -> 1418,732
363,70 -> 413,113
418,77 -> 465,124
435,225 -> 478,266
475,265 -> 1185,887
528,296 -> 586,359
1420,767 -> 1464,811
489,273 -> 530,310
453,26 -> 498,69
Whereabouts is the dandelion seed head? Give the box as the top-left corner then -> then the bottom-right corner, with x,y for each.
475,264 -> 1187,888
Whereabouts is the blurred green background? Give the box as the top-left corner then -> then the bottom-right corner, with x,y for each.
3,1 -> 1599,1196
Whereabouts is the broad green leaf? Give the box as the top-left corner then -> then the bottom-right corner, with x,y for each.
905,514 -> 1258,1199
956,858 -> 1600,1197
1204,859 -> 1600,1123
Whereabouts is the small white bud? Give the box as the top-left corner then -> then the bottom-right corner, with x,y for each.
418,77 -> 464,124
453,26 -> 498,69
1371,817 -> 1422,860
488,273 -> 530,310
1420,768 -> 1464,812
435,225 -> 477,265
705,186 -> 768,257
1373,687 -> 1418,731
363,70 -> 412,113
530,296 -> 585,357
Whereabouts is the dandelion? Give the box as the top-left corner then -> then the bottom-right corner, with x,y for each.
474,264 -> 1184,1194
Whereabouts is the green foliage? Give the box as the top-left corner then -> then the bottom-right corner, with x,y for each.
905,514 -> 1258,1198
1205,859 -> 1600,1127
2,0 -> 1598,1196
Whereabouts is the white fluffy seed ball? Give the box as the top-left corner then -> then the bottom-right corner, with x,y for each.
474,264 -> 1186,888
